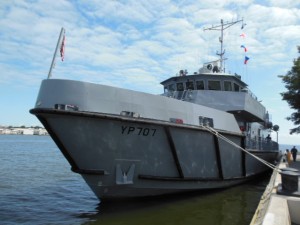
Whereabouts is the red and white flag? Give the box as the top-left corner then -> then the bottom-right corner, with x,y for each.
240,33 -> 246,38
60,34 -> 65,61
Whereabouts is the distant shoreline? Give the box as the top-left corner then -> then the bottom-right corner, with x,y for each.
0,127 -> 297,147
0,126 -> 48,135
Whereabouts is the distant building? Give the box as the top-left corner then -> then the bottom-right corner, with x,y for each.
0,126 -> 48,135
20,128 -> 34,135
33,128 -> 48,135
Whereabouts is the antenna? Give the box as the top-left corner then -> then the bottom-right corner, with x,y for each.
204,18 -> 243,72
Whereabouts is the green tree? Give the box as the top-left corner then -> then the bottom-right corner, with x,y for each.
279,46 -> 300,134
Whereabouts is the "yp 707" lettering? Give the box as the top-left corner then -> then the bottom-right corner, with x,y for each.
121,126 -> 157,136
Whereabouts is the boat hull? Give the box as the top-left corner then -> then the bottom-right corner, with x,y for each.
30,108 -> 279,200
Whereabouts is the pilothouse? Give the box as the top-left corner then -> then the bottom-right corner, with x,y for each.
161,61 -> 278,151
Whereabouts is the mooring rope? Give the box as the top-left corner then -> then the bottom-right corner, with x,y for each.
201,125 -> 280,172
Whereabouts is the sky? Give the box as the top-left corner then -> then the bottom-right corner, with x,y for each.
0,0 -> 299,145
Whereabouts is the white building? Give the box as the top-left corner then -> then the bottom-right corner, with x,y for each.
0,127 -> 48,135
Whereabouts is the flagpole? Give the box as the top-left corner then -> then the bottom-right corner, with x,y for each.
47,27 -> 65,79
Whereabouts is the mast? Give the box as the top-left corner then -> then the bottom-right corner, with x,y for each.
204,18 -> 244,72
47,27 -> 65,79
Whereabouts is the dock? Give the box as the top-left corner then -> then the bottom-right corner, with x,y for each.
250,155 -> 300,225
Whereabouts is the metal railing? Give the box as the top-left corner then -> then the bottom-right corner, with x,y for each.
245,138 -> 278,151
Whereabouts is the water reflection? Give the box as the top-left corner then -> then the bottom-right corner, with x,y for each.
82,174 -> 270,225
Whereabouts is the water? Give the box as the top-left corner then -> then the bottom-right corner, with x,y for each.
0,135 -> 270,225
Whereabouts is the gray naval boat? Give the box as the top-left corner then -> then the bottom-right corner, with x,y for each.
30,20 -> 279,200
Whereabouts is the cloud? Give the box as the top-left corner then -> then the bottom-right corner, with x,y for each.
78,1 -> 155,24
1,0 -> 300,143
1,1 -> 299,85
267,0 -> 300,8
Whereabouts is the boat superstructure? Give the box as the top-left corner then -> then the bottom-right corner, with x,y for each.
161,66 -> 276,151
30,19 -> 279,200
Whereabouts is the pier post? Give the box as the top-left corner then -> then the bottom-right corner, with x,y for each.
280,171 -> 299,192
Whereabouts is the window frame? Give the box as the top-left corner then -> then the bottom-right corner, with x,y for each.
185,81 -> 195,90
208,80 -> 221,91
196,80 -> 205,90
224,81 -> 232,91
176,82 -> 184,91
233,83 -> 240,92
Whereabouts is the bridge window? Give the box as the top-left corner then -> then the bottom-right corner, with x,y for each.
186,81 -> 194,90
164,86 -> 168,93
224,81 -> 232,91
168,84 -> 175,91
196,80 -> 205,90
234,83 -> 240,92
177,82 -> 184,91
208,80 -> 221,90
164,84 -> 176,93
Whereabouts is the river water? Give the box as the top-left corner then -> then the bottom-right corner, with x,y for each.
0,135 -> 271,225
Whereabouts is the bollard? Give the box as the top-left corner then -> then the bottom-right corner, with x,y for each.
281,167 -> 299,173
280,171 -> 300,192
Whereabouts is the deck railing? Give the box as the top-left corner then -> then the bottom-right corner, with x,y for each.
246,138 -> 278,151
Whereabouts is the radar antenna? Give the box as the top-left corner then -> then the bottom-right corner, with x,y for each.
204,18 -> 244,73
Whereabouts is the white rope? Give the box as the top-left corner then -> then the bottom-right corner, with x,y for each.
202,125 -> 280,172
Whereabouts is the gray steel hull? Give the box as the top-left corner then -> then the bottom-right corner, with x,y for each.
31,108 -> 278,200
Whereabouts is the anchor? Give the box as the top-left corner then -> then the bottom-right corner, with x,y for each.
116,164 -> 135,185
